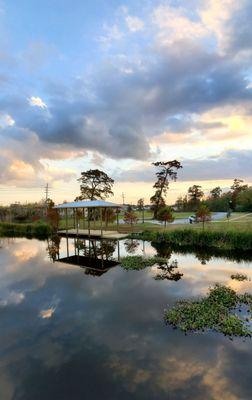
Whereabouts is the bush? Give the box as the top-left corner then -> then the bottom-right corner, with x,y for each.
134,229 -> 252,251
0,222 -> 52,239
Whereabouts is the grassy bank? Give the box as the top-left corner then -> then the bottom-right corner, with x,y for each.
134,229 -> 252,252
0,222 -> 52,239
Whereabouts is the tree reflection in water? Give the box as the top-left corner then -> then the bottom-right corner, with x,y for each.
75,239 -> 117,260
154,260 -> 183,281
124,239 -> 140,254
151,241 -> 173,260
195,250 -> 212,265
47,235 -> 61,262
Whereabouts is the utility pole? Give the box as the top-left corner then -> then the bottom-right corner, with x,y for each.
122,192 -> 125,205
44,183 -> 49,216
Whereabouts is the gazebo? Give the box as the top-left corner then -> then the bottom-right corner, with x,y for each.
55,200 -> 128,239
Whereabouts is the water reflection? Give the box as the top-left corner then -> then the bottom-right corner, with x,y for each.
124,239 -> 140,254
56,237 -> 119,276
0,238 -> 251,400
154,260 -> 183,281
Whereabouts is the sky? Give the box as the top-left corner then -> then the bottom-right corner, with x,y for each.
1,0 -> 252,205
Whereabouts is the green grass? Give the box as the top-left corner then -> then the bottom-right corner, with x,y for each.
165,284 -> 252,338
135,228 -> 252,251
59,213 -> 252,236
0,222 -> 52,239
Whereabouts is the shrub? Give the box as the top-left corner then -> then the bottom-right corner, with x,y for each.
0,222 -> 52,239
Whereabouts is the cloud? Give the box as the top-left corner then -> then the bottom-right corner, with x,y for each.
29,96 -> 47,109
125,15 -> 144,32
98,24 -> 123,46
116,149 -> 252,183
0,113 -> 15,127
1,0 -> 252,189
152,5 -> 207,45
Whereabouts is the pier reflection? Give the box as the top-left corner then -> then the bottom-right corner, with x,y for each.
55,236 -> 120,276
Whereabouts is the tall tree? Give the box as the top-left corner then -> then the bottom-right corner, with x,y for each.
76,169 -> 114,201
230,179 -> 248,210
151,160 -> 182,218
210,186 -> 222,199
188,185 -> 204,210
137,198 -> 145,223
137,198 -> 144,211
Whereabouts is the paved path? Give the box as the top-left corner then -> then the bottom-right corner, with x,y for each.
119,212 -> 227,226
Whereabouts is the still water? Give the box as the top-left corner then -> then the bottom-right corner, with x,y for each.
0,237 -> 252,400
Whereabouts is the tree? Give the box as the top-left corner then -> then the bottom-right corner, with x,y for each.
210,187 -> 222,199
237,187 -> 252,211
230,179 -> 248,210
46,200 -> 60,231
76,169 -> 114,201
175,196 -> 184,211
188,185 -> 204,210
157,206 -> 174,228
102,208 -> 116,228
137,198 -> 145,223
151,160 -> 182,218
123,210 -> 138,228
150,192 -> 165,214
196,204 -> 211,230
137,198 -> 144,211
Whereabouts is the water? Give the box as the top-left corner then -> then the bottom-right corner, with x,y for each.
0,237 -> 252,400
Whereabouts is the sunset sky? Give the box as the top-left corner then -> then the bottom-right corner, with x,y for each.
1,0 -> 252,205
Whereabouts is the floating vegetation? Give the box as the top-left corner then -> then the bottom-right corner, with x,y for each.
165,284 -> 252,338
121,255 -> 183,281
120,255 -> 167,270
231,273 -> 249,281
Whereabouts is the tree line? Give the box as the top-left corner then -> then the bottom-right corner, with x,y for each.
175,179 -> 252,212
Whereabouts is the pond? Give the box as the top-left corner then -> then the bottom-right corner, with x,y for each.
0,237 -> 252,400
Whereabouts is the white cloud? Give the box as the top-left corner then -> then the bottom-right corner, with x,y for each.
125,15 -> 144,32
98,24 -> 123,46
29,96 -> 47,109
0,291 -> 25,307
0,113 -> 15,128
152,5 -> 207,45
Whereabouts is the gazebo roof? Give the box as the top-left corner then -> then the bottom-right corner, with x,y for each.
54,200 -> 121,209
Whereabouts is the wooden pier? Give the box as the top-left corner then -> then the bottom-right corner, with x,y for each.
57,228 -> 129,240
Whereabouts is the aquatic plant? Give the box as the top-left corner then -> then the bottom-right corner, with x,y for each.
121,255 -> 167,270
165,284 -> 252,338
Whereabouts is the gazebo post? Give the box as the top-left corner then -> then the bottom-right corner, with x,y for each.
88,208 -> 91,237
65,208 -> 68,234
66,236 -> 69,258
116,207 -> 119,231
117,239 -> 120,261
83,207 -> 84,230
100,207 -> 103,237
76,208 -> 79,238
